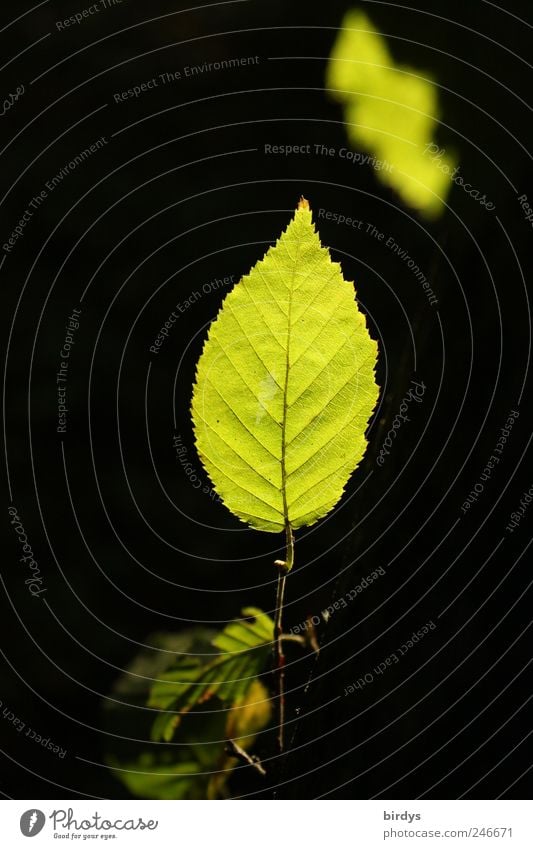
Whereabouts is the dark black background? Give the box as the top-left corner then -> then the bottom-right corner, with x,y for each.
1,0 -> 532,799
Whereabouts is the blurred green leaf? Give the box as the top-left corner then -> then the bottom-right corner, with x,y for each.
148,607 -> 274,742
105,611 -> 273,799
327,10 -> 455,217
109,755 -> 206,800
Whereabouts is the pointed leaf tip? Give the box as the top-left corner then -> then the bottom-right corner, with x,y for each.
298,196 -> 310,210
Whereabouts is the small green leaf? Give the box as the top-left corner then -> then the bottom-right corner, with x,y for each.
105,624 -> 272,799
191,198 -> 379,535
110,756 -> 205,800
148,608 -> 274,742
213,606 -> 274,652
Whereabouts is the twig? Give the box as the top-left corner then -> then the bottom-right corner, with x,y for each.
281,633 -> 306,646
225,739 -> 266,777
303,616 -> 320,655
273,524 -> 294,753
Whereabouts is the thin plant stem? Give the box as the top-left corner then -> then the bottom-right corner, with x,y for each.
273,524 -> 294,753
281,633 -> 306,646
274,570 -> 286,752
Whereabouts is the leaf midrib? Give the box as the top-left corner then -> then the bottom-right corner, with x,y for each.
280,234 -> 303,531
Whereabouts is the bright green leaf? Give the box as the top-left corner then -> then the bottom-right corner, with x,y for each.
191,199 -> 379,536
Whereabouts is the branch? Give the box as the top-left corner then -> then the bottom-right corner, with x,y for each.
225,739 -> 266,777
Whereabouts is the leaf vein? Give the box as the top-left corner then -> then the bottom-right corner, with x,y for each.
286,354 -> 376,455
201,378 -> 281,457
198,449 -> 284,520
194,410 -> 280,491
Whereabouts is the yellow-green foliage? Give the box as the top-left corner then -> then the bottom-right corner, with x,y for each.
192,200 -> 379,535
327,10 -> 455,217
